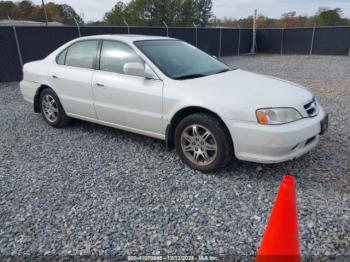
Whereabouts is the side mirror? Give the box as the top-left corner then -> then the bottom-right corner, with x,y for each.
123,62 -> 145,77
123,63 -> 159,80
144,64 -> 159,80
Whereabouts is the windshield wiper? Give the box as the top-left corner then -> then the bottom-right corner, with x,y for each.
214,69 -> 230,75
174,74 -> 207,80
174,69 -> 230,80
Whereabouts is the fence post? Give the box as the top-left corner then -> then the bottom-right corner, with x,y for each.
219,27 -> 222,57
237,23 -> 241,56
193,23 -> 198,47
310,23 -> 316,55
280,26 -> 285,55
250,9 -> 257,54
7,16 -> 23,68
41,0 -> 48,26
162,21 -> 169,37
124,19 -> 130,34
74,18 -> 81,37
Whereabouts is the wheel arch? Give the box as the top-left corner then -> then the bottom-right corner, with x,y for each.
33,84 -> 54,113
165,106 -> 234,151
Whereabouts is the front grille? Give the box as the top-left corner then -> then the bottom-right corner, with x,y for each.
304,98 -> 318,117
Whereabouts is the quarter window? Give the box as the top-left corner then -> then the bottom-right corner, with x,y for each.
100,41 -> 144,75
57,49 -> 67,65
65,40 -> 99,69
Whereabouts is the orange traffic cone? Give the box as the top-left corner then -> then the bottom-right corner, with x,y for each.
256,175 -> 300,262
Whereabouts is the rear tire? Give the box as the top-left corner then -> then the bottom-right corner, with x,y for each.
175,113 -> 233,173
39,88 -> 70,128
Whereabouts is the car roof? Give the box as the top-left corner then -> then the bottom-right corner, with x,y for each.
78,34 -> 176,44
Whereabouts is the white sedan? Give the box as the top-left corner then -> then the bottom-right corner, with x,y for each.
20,35 -> 328,172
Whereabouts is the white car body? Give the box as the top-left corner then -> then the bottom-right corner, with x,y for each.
20,35 -> 327,164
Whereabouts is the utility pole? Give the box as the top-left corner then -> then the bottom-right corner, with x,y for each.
41,0 -> 48,26
250,9 -> 257,54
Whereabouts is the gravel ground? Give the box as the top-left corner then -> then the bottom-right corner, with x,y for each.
0,55 -> 349,260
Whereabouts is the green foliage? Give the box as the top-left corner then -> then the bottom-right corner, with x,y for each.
103,0 -> 213,26
315,8 -> 346,26
58,4 -> 84,25
104,1 -> 127,25
215,7 -> 349,28
0,0 -> 84,25
193,0 -> 212,26
2,1 -> 349,28
18,0 -> 33,18
0,1 -> 19,19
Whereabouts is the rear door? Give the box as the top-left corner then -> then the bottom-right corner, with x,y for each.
92,40 -> 163,135
49,40 -> 99,119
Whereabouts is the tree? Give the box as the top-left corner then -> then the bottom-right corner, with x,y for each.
238,16 -> 253,28
315,8 -> 345,26
58,4 -> 84,25
0,1 -> 16,19
280,11 -> 300,27
193,0 -> 212,26
0,0 -> 83,24
18,0 -> 33,18
210,6 -> 350,28
180,0 -> 196,25
102,0 -> 213,26
45,2 -> 62,23
256,14 -> 266,28
150,0 -> 183,26
104,1 -> 127,25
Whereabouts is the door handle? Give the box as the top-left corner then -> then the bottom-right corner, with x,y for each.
95,82 -> 105,88
52,75 -> 58,79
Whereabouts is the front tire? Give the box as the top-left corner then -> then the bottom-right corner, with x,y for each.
39,88 -> 70,128
175,113 -> 233,173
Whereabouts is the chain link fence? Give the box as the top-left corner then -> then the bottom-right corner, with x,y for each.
0,25 -> 253,82
257,25 -> 350,55
1,22 -> 350,82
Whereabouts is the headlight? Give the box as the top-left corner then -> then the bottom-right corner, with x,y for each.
256,108 -> 302,125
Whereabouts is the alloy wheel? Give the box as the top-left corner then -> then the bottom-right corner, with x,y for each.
42,94 -> 59,123
180,124 -> 218,166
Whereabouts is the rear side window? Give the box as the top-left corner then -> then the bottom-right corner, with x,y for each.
99,40 -> 144,75
65,40 -> 99,69
57,49 -> 67,65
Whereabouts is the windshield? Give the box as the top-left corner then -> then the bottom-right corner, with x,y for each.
134,40 -> 232,80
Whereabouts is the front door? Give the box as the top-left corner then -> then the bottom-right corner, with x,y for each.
92,40 -> 163,135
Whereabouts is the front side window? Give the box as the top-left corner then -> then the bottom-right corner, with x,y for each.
134,40 -> 231,80
65,40 -> 99,69
99,40 -> 144,75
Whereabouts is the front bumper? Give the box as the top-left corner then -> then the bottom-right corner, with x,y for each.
225,107 -> 327,164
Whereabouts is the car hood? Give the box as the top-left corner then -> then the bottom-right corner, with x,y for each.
170,69 -> 314,121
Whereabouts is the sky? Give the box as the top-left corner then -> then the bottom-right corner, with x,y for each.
27,0 -> 350,22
